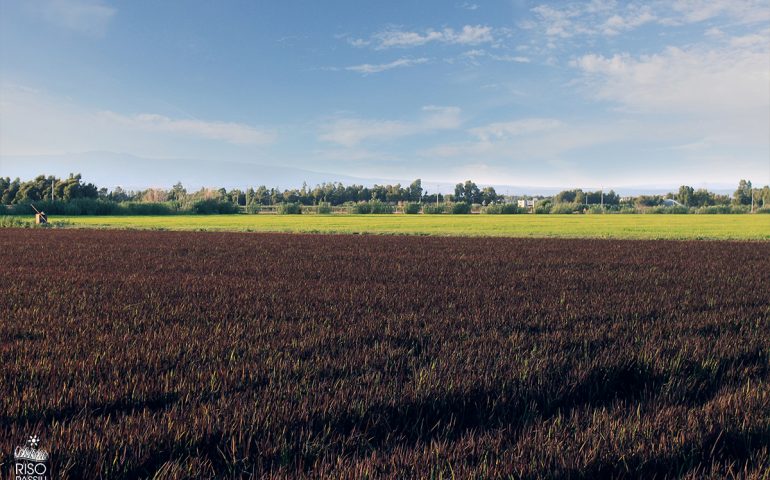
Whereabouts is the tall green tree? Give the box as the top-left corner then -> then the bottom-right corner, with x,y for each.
481,186 -> 499,205
455,180 -> 481,204
733,179 -> 752,205
677,185 -> 694,206
408,179 -> 423,202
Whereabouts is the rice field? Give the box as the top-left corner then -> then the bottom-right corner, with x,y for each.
1,229 -> 768,478
44,213 -> 770,240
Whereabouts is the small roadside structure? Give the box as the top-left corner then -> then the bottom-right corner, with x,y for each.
31,204 -> 48,224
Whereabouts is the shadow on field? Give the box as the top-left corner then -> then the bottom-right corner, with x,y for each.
660,350 -> 769,406
3,392 -> 180,425
275,353 -> 770,474
563,425 -> 770,479
288,360 -> 662,461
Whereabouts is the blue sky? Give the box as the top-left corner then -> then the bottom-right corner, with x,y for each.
1,0 -> 769,189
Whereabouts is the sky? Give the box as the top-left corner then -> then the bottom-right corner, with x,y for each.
0,0 -> 769,190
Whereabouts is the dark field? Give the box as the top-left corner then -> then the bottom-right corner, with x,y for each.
1,230 -> 769,479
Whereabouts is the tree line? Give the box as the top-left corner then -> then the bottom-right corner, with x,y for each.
1,174 -> 768,213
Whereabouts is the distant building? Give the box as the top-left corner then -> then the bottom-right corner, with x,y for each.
518,199 -> 535,208
662,199 -> 683,207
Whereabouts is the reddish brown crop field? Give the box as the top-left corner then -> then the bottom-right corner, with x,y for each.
1,229 -> 769,479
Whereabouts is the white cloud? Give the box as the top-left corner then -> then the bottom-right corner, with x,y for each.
527,0 -> 769,43
555,38 -> 770,176
461,49 -> 486,58
421,117 -> 572,160
469,118 -> 563,142
529,4 -> 600,38
570,39 -> 770,114
376,30 -> 444,48
460,50 -> 531,63
0,85 -> 276,157
458,3 -> 480,11
29,0 -> 116,36
704,27 -> 725,37
100,112 -> 277,145
529,2 -> 656,38
493,54 -> 531,63
345,57 -> 428,74
729,30 -> 769,47
668,0 -> 770,24
319,106 -> 461,147
601,7 -> 656,35
348,38 -> 371,48
452,25 -> 494,45
368,25 -> 494,49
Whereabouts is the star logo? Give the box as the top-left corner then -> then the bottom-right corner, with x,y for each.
27,435 -> 40,449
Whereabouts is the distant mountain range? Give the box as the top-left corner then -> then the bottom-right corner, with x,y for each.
0,151 -> 738,196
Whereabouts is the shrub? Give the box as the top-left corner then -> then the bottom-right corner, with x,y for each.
422,204 -> 446,214
550,203 -> 577,214
351,201 -> 393,214
246,203 -> 262,214
730,205 -> 750,214
451,203 -> 471,214
190,199 -> 238,214
403,203 -> 421,214
648,206 -> 690,214
317,202 -> 332,214
25,199 -> 121,215
350,203 -> 371,214
695,205 -> 731,214
618,207 -> 639,214
370,200 -> 394,214
535,203 -> 552,214
756,207 -> 770,214
585,206 -> 605,214
0,216 -> 29,228
277,202 -> 302,214
10,200 -> 183,216
74,199 -> 121,215
122,202 -> 176,215
483,204 -> 522,214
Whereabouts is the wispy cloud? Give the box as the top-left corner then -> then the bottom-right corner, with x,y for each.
101,112 -> 277,145
29,0 -> 116,36
319,106 -> 461,147
345,57 -> 428,75
525,0 -> 770,42
420,118 -> 622,173
458,2 -> 480,11
667,0 -> 770,24
470,118 -> 563,142
0,85 -> 277,157
528,2 -> 654,39
349,25 -> 495,49
570,36 -> 770,115
460,49 -> 531,63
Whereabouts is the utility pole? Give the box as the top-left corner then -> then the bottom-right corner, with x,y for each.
600,185 -> 604,211
51,179 -> 54,202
